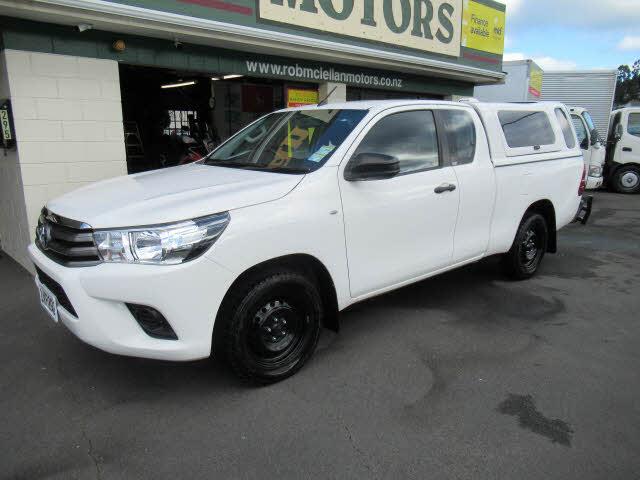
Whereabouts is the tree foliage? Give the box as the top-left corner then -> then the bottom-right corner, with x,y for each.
615,60 -> 640,107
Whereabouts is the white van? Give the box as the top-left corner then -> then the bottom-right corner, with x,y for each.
569,106 -> 605,189
606,107 -> 640,193
29,100 -> 588,383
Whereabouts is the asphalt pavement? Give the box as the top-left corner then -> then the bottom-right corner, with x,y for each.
1,191 -> 639,479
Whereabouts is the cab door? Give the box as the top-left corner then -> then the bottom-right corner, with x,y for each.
438,108 -> 495,263
338,108 -> 460,298
619,111 -> 640,165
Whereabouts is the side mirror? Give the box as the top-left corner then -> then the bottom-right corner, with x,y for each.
344,152 -> 400,181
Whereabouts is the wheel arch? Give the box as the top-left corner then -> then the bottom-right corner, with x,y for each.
523,199 -> 557,253
215,254 -> 340,336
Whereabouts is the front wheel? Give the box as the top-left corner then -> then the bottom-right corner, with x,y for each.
215,271 -> 322,384
503,213 -> 548,280
611,165 -> 640,194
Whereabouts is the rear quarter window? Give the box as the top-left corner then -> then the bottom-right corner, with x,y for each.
555,108 -> 576,148
438,110 -> 476,165
498,110 -> 556,148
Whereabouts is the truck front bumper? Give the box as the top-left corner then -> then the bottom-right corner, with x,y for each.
572,195 -> 593,225
586,175 -> 603,190
28,244 -> 235,361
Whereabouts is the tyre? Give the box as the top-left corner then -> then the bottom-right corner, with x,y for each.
503,213 -> 548,280
215,271 -> 322,384
611,165 -> 640,194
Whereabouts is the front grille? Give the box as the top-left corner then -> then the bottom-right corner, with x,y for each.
35,266 -> 77,317
36,208 -> 101,267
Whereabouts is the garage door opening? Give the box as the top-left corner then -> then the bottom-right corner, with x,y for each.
119,64 -> 319,174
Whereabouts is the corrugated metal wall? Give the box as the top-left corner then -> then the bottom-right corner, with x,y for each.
541,71 -> 617,138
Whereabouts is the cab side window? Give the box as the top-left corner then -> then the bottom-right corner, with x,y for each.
353,110 -> 439,174
571,114 -> 588,149
555,108 -> 576,149
439,110 -> 476,165
628,113 -> 640,137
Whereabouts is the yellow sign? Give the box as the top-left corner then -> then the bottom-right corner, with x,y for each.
260,0 -> 462,58
528,65 -> 543,98
461,0 -> 505,55
287,88 -> 319,108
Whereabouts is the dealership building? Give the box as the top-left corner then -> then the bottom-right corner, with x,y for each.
0,0 -> 506,270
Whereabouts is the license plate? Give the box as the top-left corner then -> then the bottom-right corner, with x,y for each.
37,278 -> 59,322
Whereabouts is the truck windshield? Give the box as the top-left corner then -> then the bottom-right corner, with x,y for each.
204,109 -> 368,174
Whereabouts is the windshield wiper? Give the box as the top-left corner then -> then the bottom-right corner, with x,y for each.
205,161 -> 255,169
241,163 -> 310,174
264,166 -> 310,174
206,161 -> 309,174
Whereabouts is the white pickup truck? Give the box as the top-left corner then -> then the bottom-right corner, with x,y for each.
29,100 -> 589,383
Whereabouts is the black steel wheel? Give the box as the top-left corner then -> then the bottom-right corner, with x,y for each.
503,213 -> 548,280
215,271 -> 322,384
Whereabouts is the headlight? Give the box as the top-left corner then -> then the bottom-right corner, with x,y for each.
588,165 -> 603,177
93,212 -> 230,265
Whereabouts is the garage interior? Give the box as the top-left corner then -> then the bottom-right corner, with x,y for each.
119,65 -> 289,174
118,64 -> 444,174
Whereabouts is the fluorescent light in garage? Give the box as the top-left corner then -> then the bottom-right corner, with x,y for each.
161,81 -> 196,89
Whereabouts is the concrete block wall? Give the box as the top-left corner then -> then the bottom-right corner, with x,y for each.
0,49 -> 127,271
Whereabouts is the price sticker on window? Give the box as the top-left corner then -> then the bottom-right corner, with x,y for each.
308,143 -> 336,163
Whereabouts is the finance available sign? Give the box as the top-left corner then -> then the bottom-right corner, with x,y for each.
461,0 -> 505,55
259,0 -> 463,57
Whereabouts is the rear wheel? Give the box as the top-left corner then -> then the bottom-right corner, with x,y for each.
215,271 -> 322,384
612,165 -> 640,194
503,213 -> 548,280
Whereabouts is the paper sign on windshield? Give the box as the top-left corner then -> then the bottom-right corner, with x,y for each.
308,143 -> 336,163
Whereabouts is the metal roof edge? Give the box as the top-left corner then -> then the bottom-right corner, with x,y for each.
1,0 -> 505,83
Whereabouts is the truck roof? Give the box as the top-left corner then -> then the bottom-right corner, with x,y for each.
611,107 -> 640,114
279,100 -> 467,113
279,99 -> 568,113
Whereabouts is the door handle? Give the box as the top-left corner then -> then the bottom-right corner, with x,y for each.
622,147 -> 632,152
434,183 -> 456,194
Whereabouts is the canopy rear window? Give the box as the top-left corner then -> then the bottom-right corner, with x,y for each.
498,110 -> 556,149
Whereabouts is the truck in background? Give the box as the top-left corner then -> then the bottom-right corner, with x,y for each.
606,107 -> 640,194
474,60 -> 544,103
569,106 -> 605,190
540,70 -> 617,146
475,63 -> 617,191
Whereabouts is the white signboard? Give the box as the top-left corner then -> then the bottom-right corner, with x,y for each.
259,0 -> 462,57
